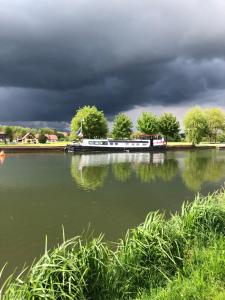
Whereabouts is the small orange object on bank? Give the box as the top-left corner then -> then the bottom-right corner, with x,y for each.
0,150 -> 6,156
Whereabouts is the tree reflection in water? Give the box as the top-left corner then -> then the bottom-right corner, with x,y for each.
71,150 -> 225,191
71,152 -> 180,190
71,155 -> 108,191
112,163 -> 132,182
135,157 -> 178,183
182,150 -> 225,191
156,159 -> 179,182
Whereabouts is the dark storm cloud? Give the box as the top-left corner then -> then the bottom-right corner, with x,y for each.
0,0 -> 225,123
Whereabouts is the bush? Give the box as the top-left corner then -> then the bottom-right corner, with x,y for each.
218,132 -> 225,143
38,134 -> 47,144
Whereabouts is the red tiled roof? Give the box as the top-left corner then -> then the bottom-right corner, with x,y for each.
45,134 -> 58,141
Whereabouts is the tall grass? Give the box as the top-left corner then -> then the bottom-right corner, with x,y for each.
142,236 -> 225,300
1,190 -> 225,299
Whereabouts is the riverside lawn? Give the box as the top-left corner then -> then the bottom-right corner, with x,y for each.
0,141 -> 67,147
1,189 -> 225,299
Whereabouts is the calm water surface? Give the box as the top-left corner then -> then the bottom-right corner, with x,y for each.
1,149 -> 225,277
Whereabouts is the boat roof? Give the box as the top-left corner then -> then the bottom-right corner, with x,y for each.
82,138 -> 162,142
109,140 -> 149,142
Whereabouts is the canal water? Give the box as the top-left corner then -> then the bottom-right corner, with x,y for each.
0,149 -> 225,278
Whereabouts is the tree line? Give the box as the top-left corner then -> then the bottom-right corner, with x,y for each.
71,106 -> 180,142
71,105 -> 225,144
1,105 -> 224,145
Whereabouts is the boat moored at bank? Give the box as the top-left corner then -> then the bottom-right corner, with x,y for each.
65,135 -> 166,153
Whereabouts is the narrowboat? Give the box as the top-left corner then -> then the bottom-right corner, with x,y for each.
65,135 -> 166,153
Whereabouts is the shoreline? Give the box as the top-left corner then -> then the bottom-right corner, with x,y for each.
1,143 -> 225,153
0,145 -> 65,153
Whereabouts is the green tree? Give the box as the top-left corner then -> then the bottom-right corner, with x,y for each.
158,113 -> 180,142
71,106 -> 108,139
137,112 -> 159,135
218,132 -> 225,143
184,106 -> 208,145
13,127 -> 28,139
38,133 -> 47,144
4,127 -> 13,142
112,113 -> 133,139
39,128 -> 55,135
131,131 -> 143,139
57,132 -> 66,141
204,108 -> 225,143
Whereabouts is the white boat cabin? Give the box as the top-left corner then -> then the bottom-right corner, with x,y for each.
75,136 -> 165,148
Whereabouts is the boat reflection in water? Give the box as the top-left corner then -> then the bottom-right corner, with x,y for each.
71,152 -> 179,191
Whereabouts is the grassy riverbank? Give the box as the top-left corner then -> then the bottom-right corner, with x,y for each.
167,142 -> 225,149
1,190 -> 225,299
0,142 -> 67,152
0,141 -> 67,147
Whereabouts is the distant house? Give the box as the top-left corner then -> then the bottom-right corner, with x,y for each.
45,134 -> 58,143
20,132 -> 38,144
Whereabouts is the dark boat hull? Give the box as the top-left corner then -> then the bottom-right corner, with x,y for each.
65,145 -> 166,153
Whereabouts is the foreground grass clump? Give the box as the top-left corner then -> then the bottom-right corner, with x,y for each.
142,236 -> 225,300
2,236 -> 111,300
2,190 -> 225,299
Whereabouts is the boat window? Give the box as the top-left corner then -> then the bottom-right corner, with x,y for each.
90,141 -> 108,145
110,142 -> 113,145
115,142 -> 118,145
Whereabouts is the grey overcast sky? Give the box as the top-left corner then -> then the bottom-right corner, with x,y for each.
0,0 -> 225,129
